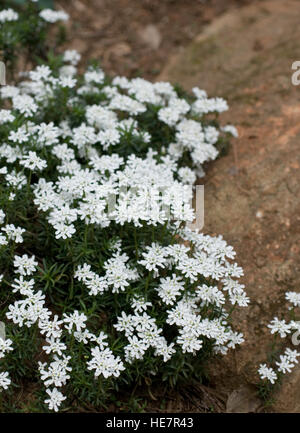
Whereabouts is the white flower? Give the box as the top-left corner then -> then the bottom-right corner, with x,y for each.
5,171 -> 26,189
131,296 -> 152,313
0,85 -> 19,99
29,65 -> 52,82
177,331 -> 203,353
59,65 -> 77,78
154,340 -> 176,362
285,291 -> 300,308
114,312 -> 135,337
39,359 -> 71,387
104,253 -> 137,293
258,364 -> 277,384
276,355 -> 295,374
63,310 -> 87,333
59,76 -> 77,88
192,96 -> 228,115
63,49 -> 81,65
0,372 -> 11,391
98,128 -> 120,149
84,68 -> 105,84
0,337 -> 13,359
284,348 -> 300,364
45,388 -> 66,412
2,224 -> 25,243
20,152 -> 47,171
109,94 -> 146,115
36,122 -> 60,147
9,127 -> 29,143
124,335 -> 148,362
13,254 -> 38,276
39,316 -> 63,339
89,331 -> 108,350
12,95 -> 37,117
0,9 -> 18,23
53,223 -> 76,240
39,9 -> 69,23
227,331 -> 244,349
178,166 -> 196,185
87,347 -> 125,378
86,105 -> 118,129
42,337 -> 66,356
222,125 -> 238,138
138,243 -> 168,272
196,284 -> 225,307
0,110 -> 15,124
156,274 -> 184,305
268,317 -> 291,338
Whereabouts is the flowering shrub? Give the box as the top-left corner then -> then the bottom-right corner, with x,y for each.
0,5 -> 248,413
0,1 -> 67,76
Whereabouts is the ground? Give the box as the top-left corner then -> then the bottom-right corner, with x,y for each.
58,0 -> 253,79
57,0 -> 300,412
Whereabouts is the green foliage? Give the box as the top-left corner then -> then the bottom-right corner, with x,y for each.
0,1 -> 66,77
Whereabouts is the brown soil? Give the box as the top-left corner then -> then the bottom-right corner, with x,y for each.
58,0 -> 254,79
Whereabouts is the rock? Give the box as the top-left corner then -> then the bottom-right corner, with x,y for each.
273,367 -> 300,412
226,385 -> 262,413
139,24 -> 162,50
107,42 -> 132,57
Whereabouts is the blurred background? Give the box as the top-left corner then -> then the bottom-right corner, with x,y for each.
57,0 -> 255,79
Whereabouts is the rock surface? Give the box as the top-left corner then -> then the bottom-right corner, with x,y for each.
226,385 -> 262,413
138,24 -> 162,50
159,0 -> 300,412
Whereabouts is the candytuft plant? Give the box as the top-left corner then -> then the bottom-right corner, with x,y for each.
0,5 -> 247,413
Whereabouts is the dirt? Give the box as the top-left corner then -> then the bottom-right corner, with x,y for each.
57,0 -> 254,79
55,0 -> 300,412
159,0 -> 300,412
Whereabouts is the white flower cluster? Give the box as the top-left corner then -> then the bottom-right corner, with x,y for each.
0,209 -> 26,247
0,56 -> 237,174
0,280 -> 11,392
1,224 -> 25,246
258,348 -> 300,385
0,9 -> 18,23
30,151 -> 195,238
258,292 -> 300,385
76,234 -> 247,362
75,253 -> 139,295
6,256 -> 127,410
0,332 -> 13,392
0,52 -> 245,412
39,9 -> 69,24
